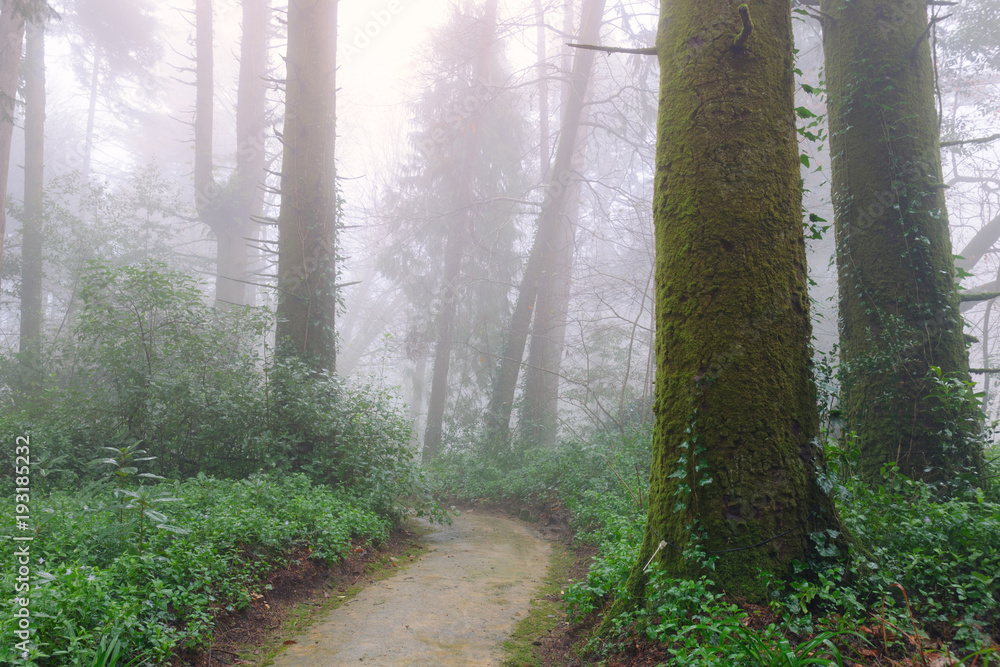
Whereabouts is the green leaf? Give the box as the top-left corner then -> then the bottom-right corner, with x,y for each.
156,524 -> 191,535
800,154 -> 811,167
971,572 -> 993,585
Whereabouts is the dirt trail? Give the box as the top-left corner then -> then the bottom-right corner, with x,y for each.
268,511 -> 552,666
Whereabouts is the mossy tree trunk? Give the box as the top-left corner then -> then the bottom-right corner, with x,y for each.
821,0 -> 983,483
619,0 -> 843,608
275,0 -> 337,371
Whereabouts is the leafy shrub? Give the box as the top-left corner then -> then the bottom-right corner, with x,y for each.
0,472 -> 390,665
431,418 -> 1000,663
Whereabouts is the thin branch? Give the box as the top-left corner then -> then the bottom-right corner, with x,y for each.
567,42 -> 656,55
961,291 -> 1000,303
941,133 -> 1000,149
911,13 -> 952,59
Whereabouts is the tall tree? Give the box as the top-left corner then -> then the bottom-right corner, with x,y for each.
483,0 -> 604,452
369,2 -> 523,457
0,0 -> 25,281
68,0 -> 159,179
194,0 -> 269,307
821,0 -> 984,482
519,0 -> 588,448
18,17 -> 44,361
420,0 -> 504,462
275,0 -> 337,370
614,0 -> 843,607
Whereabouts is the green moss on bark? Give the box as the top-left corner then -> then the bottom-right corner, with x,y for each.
608,0 -> 844,618
821,0 -> 984,483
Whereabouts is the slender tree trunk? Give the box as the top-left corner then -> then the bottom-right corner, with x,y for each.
521,172 -> 578,446
421,0 -> 499,463
612,0 -> 843,612
534,0 -> 549,183
275,0 -> 337,370
0,1 -> 24,277
409,354 -> 426,450
81,47 -> 99,180
822,0 -> 983,482
194,0 -> 269,307
215,0 -> 269,306
19,19 -> 44,363
422,219 -> 465,462
483,0 -> 604,452
194,0 -> 213,203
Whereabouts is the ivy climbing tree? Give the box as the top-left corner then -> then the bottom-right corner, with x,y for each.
612,0 -> 843,609
821,0 -> 984,483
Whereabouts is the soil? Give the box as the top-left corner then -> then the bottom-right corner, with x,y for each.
174,500 -> 604,667
267,510 -> 552,666
173,527 -> 426,666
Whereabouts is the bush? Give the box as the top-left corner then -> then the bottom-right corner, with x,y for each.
0,472 -> 390,665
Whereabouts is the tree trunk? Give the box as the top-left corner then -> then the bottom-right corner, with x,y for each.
215,0 -> 269,306
82,47 -> 99,180
0,0 -> 24,278
19,18 -> 44,363
821,0 -> 983,483
409,354 -> 426,450
421,0 -> 499,463
615,0 -> 843,609
193,0 -> 268,308
534,0 -> 550,183
482,0 -> 604,453
275,0 -> 337,371
194,0 -> 213,204
520,173 -> 578,447
421,217 -> 465,462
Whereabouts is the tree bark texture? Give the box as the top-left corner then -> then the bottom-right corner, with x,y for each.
620,0 -> 843,607
275,0 -> 337,371
821,0 -> 983,482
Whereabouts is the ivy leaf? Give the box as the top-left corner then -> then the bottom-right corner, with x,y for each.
800,154 -> 811,168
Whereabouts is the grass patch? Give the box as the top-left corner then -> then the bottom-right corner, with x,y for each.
501,546 -> 577,667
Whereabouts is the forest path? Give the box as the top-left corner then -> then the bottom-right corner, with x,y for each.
268,510 -> 552,666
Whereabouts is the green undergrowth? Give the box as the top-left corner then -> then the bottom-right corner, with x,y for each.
430,426 -> 1000,665
0,473 -> 393,666
0,262 -> 444,665
501,548 -> 576,667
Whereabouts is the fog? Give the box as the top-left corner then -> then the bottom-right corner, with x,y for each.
2,0 -> 999,449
